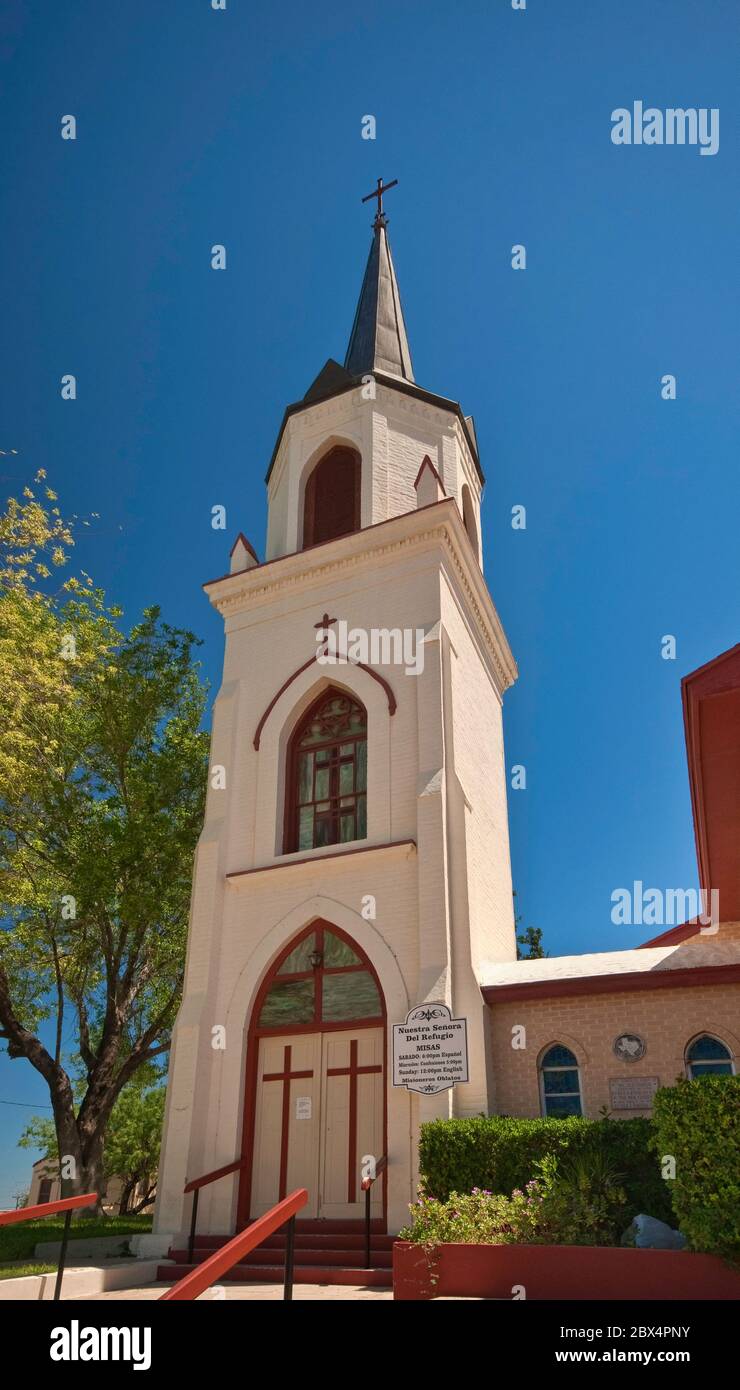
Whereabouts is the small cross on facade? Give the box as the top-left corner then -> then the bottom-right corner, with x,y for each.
361,176 -> 399,228
314,612 -> 336,655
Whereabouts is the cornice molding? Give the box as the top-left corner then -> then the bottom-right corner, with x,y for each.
204,501 -> 518,693
267,381 -> 458,499
226,838 -> 418,885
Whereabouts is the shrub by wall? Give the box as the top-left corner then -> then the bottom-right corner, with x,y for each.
651,1075 -> 740,1261
418,1114 -> 673,1223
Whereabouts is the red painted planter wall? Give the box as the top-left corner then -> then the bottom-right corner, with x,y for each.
393,1241 -> 740,1301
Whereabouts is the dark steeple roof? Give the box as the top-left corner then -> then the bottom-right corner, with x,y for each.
264,199 -> 484,487
344,219 -> 414,382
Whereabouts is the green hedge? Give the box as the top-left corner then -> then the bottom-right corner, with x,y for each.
651,1075 -> 740,1261
418,1114 -> 673,1223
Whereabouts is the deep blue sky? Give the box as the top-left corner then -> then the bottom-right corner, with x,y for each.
1,0 -> 738,1199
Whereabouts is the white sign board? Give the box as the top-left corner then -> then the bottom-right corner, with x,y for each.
295,1096 -> 312,1120
392,1004 -> 469,1095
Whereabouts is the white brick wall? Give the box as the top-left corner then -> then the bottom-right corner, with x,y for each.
156,455 -> 516,1237
265,384 -> 482,560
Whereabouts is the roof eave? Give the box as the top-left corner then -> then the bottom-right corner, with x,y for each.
264,374 -> 484,486
482,960 -> 740,1003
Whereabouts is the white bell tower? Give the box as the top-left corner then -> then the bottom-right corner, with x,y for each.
156,185 -> 518,1241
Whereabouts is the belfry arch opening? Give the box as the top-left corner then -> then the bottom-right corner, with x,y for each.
461,484 -> 480,563
302,445 -> 361,549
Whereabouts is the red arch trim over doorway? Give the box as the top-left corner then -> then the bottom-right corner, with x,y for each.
236,920 -> 388,1228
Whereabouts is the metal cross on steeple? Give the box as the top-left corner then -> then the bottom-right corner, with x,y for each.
361,176 -> 399,228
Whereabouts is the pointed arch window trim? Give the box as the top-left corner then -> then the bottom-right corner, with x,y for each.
539,1043 -> 584,1118
253,653 -> 396,750
685,1033 -> 735,1078
284,688 -> 367,854
252,921 -> 387,1038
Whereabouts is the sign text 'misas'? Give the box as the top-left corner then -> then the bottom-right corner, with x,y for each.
392,1004 -> 469,1095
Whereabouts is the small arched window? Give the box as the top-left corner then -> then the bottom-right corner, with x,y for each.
686,1035 -> 734,1078
539,1044 -> 583,1117
303,446 -> 360,549
461,484 -> 480,563
256,923 -> 384,1031
284,689 -> 367,853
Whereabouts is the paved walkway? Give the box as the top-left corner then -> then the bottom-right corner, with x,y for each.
79,1281 -> 393,1301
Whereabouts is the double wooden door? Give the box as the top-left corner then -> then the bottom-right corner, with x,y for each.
250,1027 -> 384,1220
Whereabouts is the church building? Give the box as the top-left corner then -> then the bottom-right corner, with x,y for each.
155,185 -> 740,1269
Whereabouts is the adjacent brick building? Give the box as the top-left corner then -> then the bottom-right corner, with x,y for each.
482,646 -> 740,1119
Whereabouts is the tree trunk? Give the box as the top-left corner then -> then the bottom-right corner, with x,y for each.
77,1132 -> 107,1217
50,1085 -> 86,1204
118,1178 -> 136,1216
131,1184 -> 156,1215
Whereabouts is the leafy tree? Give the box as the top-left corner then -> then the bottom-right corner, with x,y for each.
20,1078 -> 165,1214
104,1084 -> 165,1213
513,894 -> 547,960
516,925 -> 547,960
0,474 -> 208,1205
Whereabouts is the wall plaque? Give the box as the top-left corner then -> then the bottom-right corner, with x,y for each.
613,1033 -> 646,1062
609,1076 -> 660,1110
392,1004 -> 469,1095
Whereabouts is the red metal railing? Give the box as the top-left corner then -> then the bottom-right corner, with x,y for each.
160,1188 -> 308,1301
183,1156 -> 250,1262
0,1192 -> 98,1300
361,1155 -> 387,1269
184,1158 -> 247,1195
0,1192 -> 97,1226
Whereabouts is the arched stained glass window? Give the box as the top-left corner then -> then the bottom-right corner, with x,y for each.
256,924 -> 384,1031
539,1044 -> 583,1117
686,1035 -> 734,1078
285,689 -> 367,853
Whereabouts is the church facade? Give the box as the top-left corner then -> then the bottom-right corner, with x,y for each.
155,198 -> 740,1245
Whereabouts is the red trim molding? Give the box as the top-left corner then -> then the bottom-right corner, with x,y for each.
482,961 -> 740,1005
682,643 -> 740,923
203,496 -> 454,590
413,454 -> 446,494
253,653 -> 396,750
638,919 -> 703,948
229,532 -> 259,563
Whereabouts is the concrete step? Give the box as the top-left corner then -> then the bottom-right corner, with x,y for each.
157,1262 -> 392,1288
170,1233 -> 394,1257
168,1246 -> 392,1269
187,1219 -> 386,1246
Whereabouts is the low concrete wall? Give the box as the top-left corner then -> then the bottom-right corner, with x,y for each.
0,1259 -> 161,1302
35,1234 -> 133,1261
130,1233 -> 173,1259
34,1232 -> 173,1262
